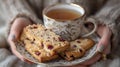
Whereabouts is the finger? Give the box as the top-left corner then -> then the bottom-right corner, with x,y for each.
10,22 -> 23,39
96,24 -> 105,37
7,34 -> 22,60
96,27 -> 112,52
104,43 -> 111,54
7,34 -> 17,51
8,18 -> 33,62
97,44 -> 105,53
9,40 -> 32,63
97,36 -> 111,52
96,36 -> 111,54
10,18 -> 32,39
8,34 -> 15,43
8,40 -> 25,61
81,53 -> 101,65
96,38 -> 107,53
7,35 -> 25,61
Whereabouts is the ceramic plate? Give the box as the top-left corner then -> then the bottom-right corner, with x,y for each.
15,34 -> 99,66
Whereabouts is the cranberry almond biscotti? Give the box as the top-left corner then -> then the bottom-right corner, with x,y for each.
24,38 -> 58,62
60,38 -> 95,61
20,24 -> 70,62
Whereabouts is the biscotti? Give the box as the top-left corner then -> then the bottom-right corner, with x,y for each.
24,38 -> 58,62
60,38 -> 94,61
73,38 -> 95,50
20,24 -> 70,62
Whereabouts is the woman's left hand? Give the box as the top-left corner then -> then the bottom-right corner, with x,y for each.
69,24 -> 112,67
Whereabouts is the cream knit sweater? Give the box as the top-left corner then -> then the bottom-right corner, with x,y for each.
0,0 -> 120,67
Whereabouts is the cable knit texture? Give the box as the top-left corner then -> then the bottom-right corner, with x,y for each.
0,0 -> 120,67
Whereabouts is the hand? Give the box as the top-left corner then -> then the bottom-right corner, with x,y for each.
96,24 -> 112,54
7,17 -> 33,64
82,24 -> 112,65
69,24 -> 112,67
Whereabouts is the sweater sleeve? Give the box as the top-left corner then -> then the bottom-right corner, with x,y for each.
66,0 -> 106,16
95,0 -> 120,32
89,0 -> 120,50
0,0 -> 42,36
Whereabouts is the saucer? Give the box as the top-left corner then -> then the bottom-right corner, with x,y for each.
15,34 -> 99,66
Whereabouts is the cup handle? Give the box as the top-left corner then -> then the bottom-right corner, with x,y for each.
82,19 -> 97,37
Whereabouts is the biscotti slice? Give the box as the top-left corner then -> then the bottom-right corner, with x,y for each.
74,38 -> 95,50
23,39 -> 58,62
60,43 -> 85,61
20,32 -> 44,50
22,24 -> 69,53
60,38 -> 94,61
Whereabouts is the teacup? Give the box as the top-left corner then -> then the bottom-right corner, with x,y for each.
43,3 -> 97,41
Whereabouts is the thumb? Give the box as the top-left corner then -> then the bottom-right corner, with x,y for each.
96,26 -> 112,53
8,34 -> 34,63
8,31 -> 20,42
96,41 -> 105,53
10,22 -> 23,40
7,34 -> 25,61
96,35 -> 110,53
9,17 -> 32,40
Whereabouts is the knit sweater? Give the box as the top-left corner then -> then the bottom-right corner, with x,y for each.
0,0 -> 120,67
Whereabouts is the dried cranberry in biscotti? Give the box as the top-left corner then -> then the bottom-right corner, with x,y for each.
79,49 -> 83,52
20,24 -> 70,62
77,41 -> 81,43
26,38 -> 30,40
31,41 -> 34,44
73,45 -> 77,48
33,26 -> 38,29
44,29 -> 47,31
47,45 -> 54,50
35,51 -> 41,56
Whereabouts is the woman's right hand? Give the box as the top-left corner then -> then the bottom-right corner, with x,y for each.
7,17 -> 33,63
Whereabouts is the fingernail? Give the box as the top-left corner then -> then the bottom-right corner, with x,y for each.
98,45 -> 105,52
11,35 -> 16,41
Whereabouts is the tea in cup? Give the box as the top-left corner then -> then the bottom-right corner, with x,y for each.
43,3 -> 97,41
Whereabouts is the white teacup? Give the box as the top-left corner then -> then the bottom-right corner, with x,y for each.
43,3 -> 97,41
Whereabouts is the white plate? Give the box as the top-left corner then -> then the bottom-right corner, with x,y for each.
15,34 -> 99,66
